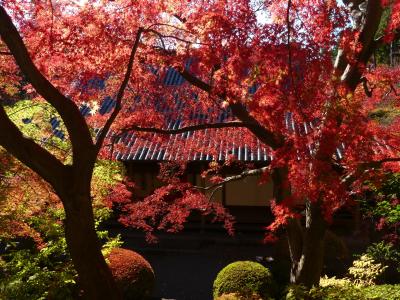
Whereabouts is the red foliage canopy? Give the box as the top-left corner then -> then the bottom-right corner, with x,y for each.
1,0 -> 400,236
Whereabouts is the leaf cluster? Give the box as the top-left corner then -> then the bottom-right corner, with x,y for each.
0,206 -> 122,300
359,173 -> 400,243
284,283 -> 400,300
348,254 -> 388,286
0,209 -> 77,300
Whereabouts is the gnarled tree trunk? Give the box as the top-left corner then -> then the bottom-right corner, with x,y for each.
58,175 -> 122,300
286,202 -> 326,288
272,168 -> 326,288
0,6 -> 138,298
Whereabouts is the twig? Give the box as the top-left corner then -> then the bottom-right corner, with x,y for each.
144,28 -> 208,46
194,166 -> 269,191
341,157 -> 400,185
95,27 -> 143,152
286,0 -> 294,86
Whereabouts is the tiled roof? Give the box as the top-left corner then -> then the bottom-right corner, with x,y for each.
66,67 -> 273,162
40,67 -> 338,162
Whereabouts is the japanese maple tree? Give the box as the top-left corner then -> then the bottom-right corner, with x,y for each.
1,0 -> 400,297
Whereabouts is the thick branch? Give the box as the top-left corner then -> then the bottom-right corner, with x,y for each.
95,28 -> 143,153
340,0 -> 383,90
180,69 -> 212,93
361,77 -> 373,97
117,121 -> 254,136
178,70 -> 284,149
0,105 -> 65,190
334,49 -> 349,77
0,6 -> 94,169
229,103 -> 284,149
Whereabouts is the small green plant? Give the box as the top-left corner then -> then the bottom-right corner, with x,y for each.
285,283 -> 400,300
359,173 -> 400,245
348,254 -> 387,286
364,241 -> 400,283
0,207 -> 122,300
213,261 -> 275,300
0,210 -> 78,300
319,275 -> 352,287
284,284 -> 308,300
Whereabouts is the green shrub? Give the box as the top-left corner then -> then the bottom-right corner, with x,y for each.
0,207 -> 122,300
285,282 -> 400,300
284,284 -> 308,300
363,284 -> 400,299
215,293 -> 264,300
319,275 -> 352,287
107,248 -> 155,300
213,261 -> 275,300
363,242 -> 400,284
348,254 -> 387,285
0,210 -> 78,300
0,158 -> 124,299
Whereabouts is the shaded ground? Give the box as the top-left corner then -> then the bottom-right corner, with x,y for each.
108,221 -> 370,300
146,251 -> 243,299
112,226 -> 287,300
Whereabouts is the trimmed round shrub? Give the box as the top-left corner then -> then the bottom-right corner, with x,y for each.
213,261 -> 274,299
107,248 -> 155,300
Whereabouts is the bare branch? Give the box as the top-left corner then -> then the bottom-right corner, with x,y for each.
95,27 -> 143,153
334,49 -> 348,76
7,103 -> 43,117
286,0 -> 294,86
363,157 -> 400,167
361,77 -> 373,97
145,29 -> 166,49
194,166 -> 269,191
229,103 -> 284,149
341,157 -> 400,186
147,23 -> 193,34
144,28 -> 207,46
117,121 -> 253,136
48,0 -> 54,47
374,31 -> 400,47
207,185 -> 223,201
389,83 -> 399,96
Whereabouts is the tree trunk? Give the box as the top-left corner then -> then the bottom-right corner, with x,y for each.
59,183 -> 122,300
272,168 -> 326,288
287,201 -> 326,288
